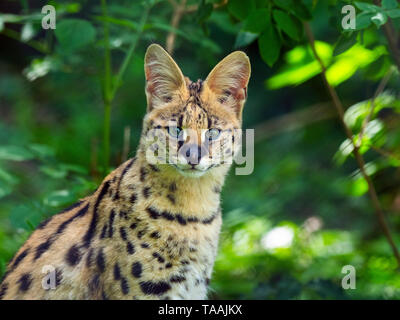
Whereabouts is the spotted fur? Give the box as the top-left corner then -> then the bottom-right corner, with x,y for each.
0,44 -> 250,300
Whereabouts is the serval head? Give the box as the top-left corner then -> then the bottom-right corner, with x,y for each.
140,44 -> 251,178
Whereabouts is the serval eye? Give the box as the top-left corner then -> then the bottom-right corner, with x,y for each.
168,126 -> 182,138
205,128 -> 221,141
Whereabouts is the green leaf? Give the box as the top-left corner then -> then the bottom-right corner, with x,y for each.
0,13 -> 42,24
273,0 -> 293,11
0,167 -> 19,185
258,24 -> 281,67
292,2 -> 312,20
255,0 -> 269,8
334,138 -> 354,165
266,41 -> 332,89
234,31 -> 258,49
20,22 -> 36,42
354,2 -> 381,13
333,33 -> 357,56
145,22 -> 192,41
348,177 -> 368,197
55,19 -> 96,52
243,8 -> 270,33
355,12 -> 374,30
326,44 -> 385,86
59,163 -> 88,175
0,180 -> 12,199
382,0 -> 398,10
364,55 -> 390,80
273,9 -> 302,40
0,146 -> 35,161
227,0 -> 255,20
53,2 -> 82,14
344,92 -> 395,129
10,203 -> 43,229
43,190 -> 76,207
29,143 -> 56,158
40,165 -> 68,179
23,57 -> 55,81
371,12 -> 388,27
364,119 -> 385,141
93,15 -> 137,30
387,8 -> 400,18
267,60 -> 321,88
197,0 -> 213,24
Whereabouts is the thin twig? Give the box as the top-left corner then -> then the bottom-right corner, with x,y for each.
370,145 -> 400,162
185,0 -> 228,13
100,1 -> 151,173
304,22 -> 400,268
101,0 -> 112,173
110,5 -> 150,98
1,27 -> 49,54
166,0 -> 186,55
167,0 -> 178,8
165,0 -> 228,54
357,67 -> 394,147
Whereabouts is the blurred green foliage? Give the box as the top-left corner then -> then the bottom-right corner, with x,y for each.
1,0 -> 400,299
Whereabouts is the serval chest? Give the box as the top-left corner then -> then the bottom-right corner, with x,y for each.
0,157 -> 222,300
82,158 -> 223,300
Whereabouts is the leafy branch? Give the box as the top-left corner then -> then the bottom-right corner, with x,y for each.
356,67 -> 394,148
166,0 -> 187,54
373,0 -> 400,71
165,0 -> 228,54
99,0 -> 151,173
304,22 -> 400,268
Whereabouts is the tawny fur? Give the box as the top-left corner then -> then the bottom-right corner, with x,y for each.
0,44 -> 250,300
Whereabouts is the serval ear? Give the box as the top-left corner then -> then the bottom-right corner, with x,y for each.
144,44 -> 187,111
204,51 -> 251,119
